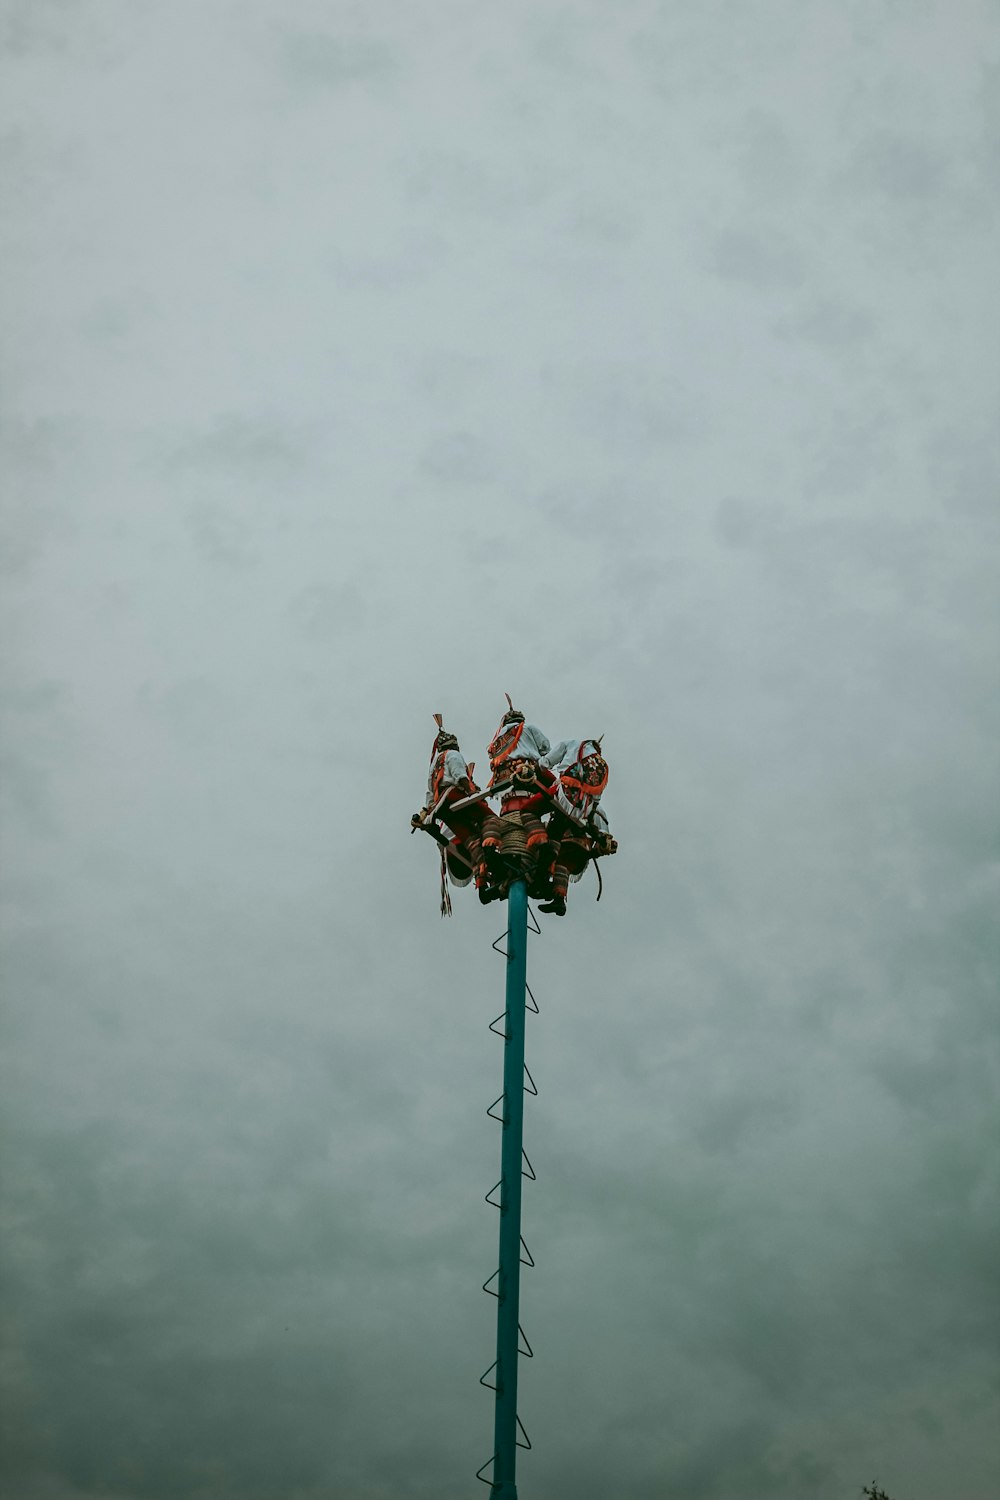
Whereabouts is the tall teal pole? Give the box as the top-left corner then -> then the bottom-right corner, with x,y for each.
490,878 -> 528,1499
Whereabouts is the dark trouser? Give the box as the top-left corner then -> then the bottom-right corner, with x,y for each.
442,802 -> 485,887
544,812 -> 591,901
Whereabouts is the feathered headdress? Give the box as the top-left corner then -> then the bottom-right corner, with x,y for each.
501,692 -> 524,726
431,712 -> 460,755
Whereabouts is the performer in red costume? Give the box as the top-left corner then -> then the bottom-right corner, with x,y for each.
536,737 -> 617,916
478,695 -> 554,899
412,714 -> 488,914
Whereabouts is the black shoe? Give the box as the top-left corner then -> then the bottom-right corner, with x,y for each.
538,897 -> 566,916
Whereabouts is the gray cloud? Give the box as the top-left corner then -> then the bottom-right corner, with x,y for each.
2,2 -> 998,1498
708,228 -> 807,292
775,297 -> 878,351
163,418 -> 306,485
288,582 -> 368,641
847,130 -> 951,202
277,30 -> 399,92
417,430 -> 497,486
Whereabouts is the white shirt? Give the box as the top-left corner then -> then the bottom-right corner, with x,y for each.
426,748 -> 469,807
541,737 -> 600,771
504,722 -> 551,763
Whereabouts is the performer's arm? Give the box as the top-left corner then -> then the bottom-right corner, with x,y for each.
416,750 -> 471,826
431,751 -> 470,804
539,738 -> 570,769
588,805 -> 617,854
442,749 -> 470,788
524,724 -> 552,761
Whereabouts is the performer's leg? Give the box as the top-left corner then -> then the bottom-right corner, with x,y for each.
446,839 -> 474,887
539,860 -> 568,916
481,811 -> 502,852
529,835 -> 557,900
522,810 -> 548,852
539,825 -> 584,916
516,810 -> 546,892
448,812 -> 484,887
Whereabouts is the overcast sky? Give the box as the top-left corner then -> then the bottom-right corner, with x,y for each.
2,3 -> 998,1498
